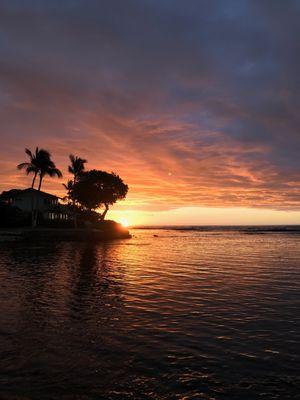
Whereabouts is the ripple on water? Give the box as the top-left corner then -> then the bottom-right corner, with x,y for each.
0,230 -> 299,399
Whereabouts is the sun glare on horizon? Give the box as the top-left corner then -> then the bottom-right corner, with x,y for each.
118,218 -> 130,227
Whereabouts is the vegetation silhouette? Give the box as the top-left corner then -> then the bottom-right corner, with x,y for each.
17,147 -> 52,188
37,160 -> 62,191
63,154 -> 87,228
62,180 -> 74,204
72,169 -> 128,221
68,154 -> 87,183
18,147 -> 62,191
10,148 -> 129,232
17,147 -> 62,226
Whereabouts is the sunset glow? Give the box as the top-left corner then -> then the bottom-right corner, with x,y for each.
118,218 -> 130,228
1,2 -> 300,399
1,1 -> 300,224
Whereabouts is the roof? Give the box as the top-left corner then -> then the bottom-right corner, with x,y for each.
0,188 -> 59,200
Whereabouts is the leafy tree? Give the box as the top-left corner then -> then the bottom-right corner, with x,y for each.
73,170 -> 128,221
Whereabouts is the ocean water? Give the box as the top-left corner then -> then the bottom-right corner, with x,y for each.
0,227 -> 299,399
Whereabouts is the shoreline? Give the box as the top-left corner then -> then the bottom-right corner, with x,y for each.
0,227 -> 131,242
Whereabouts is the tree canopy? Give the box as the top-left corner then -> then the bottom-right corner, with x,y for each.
17,147 -> 62,191
68,154 -> 87,183
72,169 -> 128,219
17,147 -> 52,188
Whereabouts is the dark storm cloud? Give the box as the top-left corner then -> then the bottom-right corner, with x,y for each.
0,0 -> 299,210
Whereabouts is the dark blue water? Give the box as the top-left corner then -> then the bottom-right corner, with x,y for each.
1,228 -> 299,399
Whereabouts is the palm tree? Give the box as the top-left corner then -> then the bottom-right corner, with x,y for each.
17,147 -> 52,188
37,162 -> 62,191
33,155 -> 62,227
62,180 -> 74,204
18,147 -> 62,227
68,154 -> 87,184
67,155 -> 87,228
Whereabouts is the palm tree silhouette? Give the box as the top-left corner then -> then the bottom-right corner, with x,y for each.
62,180 -> 74,204
66,154 -> 87,228
68,154 -> 87,184
17,147 -> 52,188
37,161 -> 62,191
18,147 -> 62,227
35,152 -> 62,227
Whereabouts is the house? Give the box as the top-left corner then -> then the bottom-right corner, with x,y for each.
0,188 -> 71,221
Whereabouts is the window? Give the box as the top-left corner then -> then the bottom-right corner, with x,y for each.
44,198 -> 57,205
48,212 -> 58,220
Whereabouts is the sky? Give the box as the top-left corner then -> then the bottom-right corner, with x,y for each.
0,0 -> 300,226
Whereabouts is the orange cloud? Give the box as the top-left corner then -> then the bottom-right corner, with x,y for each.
1,0 -> 300,218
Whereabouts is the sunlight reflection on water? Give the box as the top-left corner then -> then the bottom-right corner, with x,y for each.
0,229 -> 299,399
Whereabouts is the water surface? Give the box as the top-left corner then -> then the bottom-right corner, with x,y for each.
1,228 -> 299,399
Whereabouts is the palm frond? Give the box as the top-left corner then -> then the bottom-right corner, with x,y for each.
25,148 -> 33,159
46,167 -> 62,178
17,162 -> 30,170
68,154 -> 87,177
26,165 -> 38,174
36,149 -> 51,162
19,147 -> 62,189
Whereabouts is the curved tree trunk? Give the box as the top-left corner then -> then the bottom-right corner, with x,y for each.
73,200 -> 77,228
38,175 -> 43,191
73,174 -> 77,228
100,203 -> 109,222
33,174 -> 43,227
31,171 -> 37,188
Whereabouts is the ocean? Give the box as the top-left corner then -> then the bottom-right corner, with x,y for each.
0,227 -> 299,399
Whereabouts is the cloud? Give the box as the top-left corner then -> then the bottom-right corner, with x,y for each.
0,0 -> 299,211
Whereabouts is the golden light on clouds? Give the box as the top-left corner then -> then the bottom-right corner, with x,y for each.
1,1 -> 300,224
